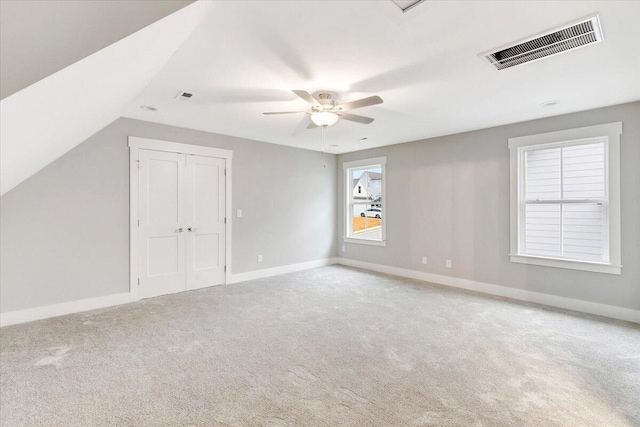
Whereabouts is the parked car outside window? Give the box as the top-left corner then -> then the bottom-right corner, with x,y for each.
360,208 -> 382,218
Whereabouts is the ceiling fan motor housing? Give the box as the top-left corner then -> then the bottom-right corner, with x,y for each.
315,91 -> 339,109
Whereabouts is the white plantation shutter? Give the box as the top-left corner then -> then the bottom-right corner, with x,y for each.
562,203 -> 604,261
522,139 -> 607,262
562,143 -> 605,199
525,204 -> 561,257
525,147 -> 561,200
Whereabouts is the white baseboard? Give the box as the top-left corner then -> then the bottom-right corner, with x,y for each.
6,257 -> 634,326
229,258 -> 340,284
337,258 -> 640,324
0,292 -> 132,327
0,258 -> 340,327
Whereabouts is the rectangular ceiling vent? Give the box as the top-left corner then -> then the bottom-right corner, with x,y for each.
482,15 -> 603,71
175,91 -> 193,100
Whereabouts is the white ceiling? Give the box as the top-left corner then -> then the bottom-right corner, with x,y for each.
122,0 -> 640,154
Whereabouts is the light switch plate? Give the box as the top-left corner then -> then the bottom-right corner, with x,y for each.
446,259 -> 452,268
237,209 -> 242,218
257,254 -> 262,263
422,256 -> 427,265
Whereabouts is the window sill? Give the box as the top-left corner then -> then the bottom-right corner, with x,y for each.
344,237 -> 386,247
509,254 -> 621,275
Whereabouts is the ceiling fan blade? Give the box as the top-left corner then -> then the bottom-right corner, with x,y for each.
292,115 -> 312,136
307,121 -> 319,129
339,112 -> 374,125
263,111 -> 307,115
293,90 -> 321,108
337,95 -> 383,111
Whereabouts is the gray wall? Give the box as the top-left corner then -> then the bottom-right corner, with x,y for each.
0,118 -> 337,313
338,102 -> 640,311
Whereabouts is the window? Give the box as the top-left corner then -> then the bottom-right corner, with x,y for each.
343,157 -> 386,246
509,122 -> 622,274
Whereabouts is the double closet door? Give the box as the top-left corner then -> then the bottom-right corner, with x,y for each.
138,149 -> 226,299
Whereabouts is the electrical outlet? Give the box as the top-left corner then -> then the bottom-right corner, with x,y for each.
446,259 -> 452,268
342,245 -> 346,252
257,254 -> 262,263
237,209 -> 242,218
421,256 -> 427,265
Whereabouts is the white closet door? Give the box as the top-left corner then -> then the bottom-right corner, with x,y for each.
186,155 -> 226,290
138,150 -> 186,299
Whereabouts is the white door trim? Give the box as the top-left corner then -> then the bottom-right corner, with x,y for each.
128,136 -> 233,301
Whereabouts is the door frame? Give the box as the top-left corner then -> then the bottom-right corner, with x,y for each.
128,136 -> 233,301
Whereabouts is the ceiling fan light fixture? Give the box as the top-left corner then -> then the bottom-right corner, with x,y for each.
311,112 -> 339,127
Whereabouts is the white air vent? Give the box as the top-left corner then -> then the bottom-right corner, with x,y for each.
481,15 -> 603,70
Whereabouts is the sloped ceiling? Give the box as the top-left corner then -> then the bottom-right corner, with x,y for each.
0,0 -> 195,99
0,1 -> 210,195
2,1 -> 639,195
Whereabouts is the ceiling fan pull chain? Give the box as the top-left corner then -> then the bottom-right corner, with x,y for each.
321,125 -> 326,168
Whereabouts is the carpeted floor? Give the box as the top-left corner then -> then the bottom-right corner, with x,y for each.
1,266 -> 639,426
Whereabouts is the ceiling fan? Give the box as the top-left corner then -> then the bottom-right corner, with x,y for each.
264,90 -> 383,128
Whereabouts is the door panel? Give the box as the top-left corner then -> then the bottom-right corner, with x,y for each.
138,150 -> 186,299
147,236 -> 179,276
193,161 -> 219,224
147,159 -> 180,225
186,155 -> 226,290
194,234 -> 219,270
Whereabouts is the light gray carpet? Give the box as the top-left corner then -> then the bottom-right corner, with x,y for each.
1,266 -> 639,426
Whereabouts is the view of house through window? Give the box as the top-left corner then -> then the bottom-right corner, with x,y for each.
344,158 -> 386,243
352,167 -> 382,239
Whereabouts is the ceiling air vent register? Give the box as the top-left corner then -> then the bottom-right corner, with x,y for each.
482,15 -> 603,70
175,91 -> 193,100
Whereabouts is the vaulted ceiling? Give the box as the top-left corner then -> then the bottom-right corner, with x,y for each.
0,1 -> 206,195
2,0 -> 639,195
0,0 -> 194,99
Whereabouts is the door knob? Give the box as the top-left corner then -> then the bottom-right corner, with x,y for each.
188,227 -> 198,232
176,227 -> 184,233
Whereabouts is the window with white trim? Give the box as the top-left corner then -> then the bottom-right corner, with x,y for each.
343,157 -> 386,246
509,122 -> 622,274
